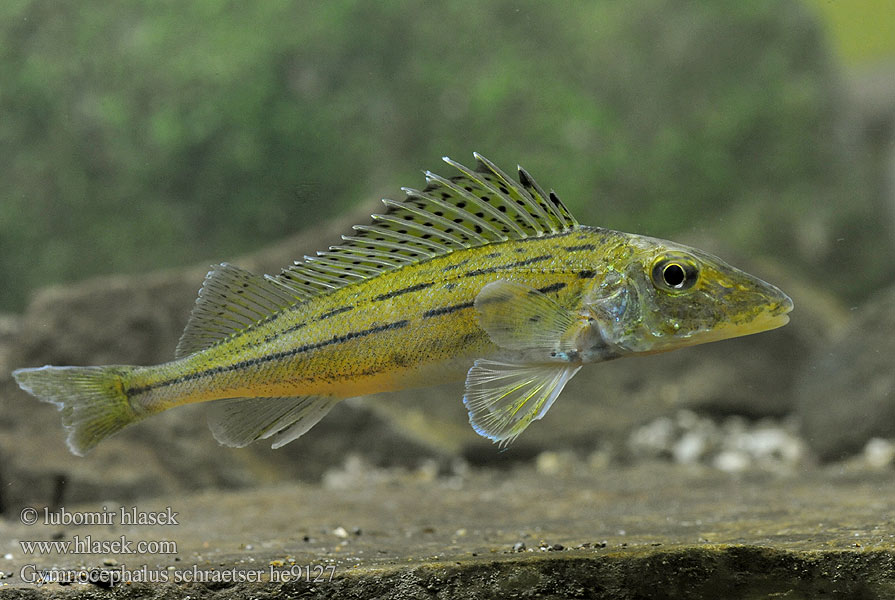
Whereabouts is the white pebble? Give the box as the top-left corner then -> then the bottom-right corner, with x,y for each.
864,438 -> 895,468
714,450 -> 751,473
628,417 -> 675,456
673,431 -> 706,464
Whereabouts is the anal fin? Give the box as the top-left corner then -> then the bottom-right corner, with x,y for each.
207,395 -> 339,449
463,359 -> 581,447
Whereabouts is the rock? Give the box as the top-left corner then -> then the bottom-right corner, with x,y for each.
1,196 -> 850,510
0,313 -> 22,376
796,283 -> 895,460
13,202 -> 376,368
2,207 -> 841,511
0,201 -> 445,511
2,462 -> 895,597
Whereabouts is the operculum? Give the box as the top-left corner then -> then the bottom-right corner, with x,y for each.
582,269 -> 644,355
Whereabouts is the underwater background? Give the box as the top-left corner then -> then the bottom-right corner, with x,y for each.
1,3 -> 895,593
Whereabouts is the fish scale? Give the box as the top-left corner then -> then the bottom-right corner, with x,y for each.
12,154 -> 793,455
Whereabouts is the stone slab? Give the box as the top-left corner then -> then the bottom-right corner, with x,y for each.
1,462 -> 894,598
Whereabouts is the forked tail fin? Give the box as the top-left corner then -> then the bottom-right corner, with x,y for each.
12,365 -> 142,456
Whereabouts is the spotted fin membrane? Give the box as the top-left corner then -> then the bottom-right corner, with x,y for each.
267,153 -> 579,298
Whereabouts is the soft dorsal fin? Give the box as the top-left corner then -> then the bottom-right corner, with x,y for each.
175,263 -> 306,358
269,153 -> 579,297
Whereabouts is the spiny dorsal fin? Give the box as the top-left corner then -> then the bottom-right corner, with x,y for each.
175,263 -> 306,358
270,153 -> 579,297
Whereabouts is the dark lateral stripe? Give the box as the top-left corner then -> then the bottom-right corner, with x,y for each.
442,259 -> 470,272
422,300 -> 475,318
317,305 -> 354,320
462,254 -> 552,278
565,244 -> 596,252
128,319 -> 410,395
372,281 -> 434,302
578,270 -> 597,279
267,321 -> 307,341
536,282 -> 567,294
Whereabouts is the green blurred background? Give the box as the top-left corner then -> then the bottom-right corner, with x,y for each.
1,0 -> 893,312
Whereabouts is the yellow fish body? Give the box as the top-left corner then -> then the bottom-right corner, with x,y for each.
13,154 -> 793,455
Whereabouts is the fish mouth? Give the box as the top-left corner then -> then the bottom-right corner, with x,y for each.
752,289 -> 794,332
738,310 -> 790,336
676,312 -> 788,348
656,288 -> 793,351
769,292 -> 794,318
698,291 -> 794,343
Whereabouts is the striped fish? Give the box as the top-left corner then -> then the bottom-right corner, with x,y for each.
13,154 -> 793,455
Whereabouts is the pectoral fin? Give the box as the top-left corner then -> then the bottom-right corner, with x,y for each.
463,359 -> 582,446
474,280 -> 580,359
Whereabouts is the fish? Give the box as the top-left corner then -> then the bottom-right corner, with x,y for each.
12,153 -> 793,456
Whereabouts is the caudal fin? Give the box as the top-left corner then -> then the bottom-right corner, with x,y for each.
12,365 -> 141,456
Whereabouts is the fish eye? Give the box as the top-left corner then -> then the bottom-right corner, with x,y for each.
651,255 -> 699,292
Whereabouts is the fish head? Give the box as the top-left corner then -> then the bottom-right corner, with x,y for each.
582,235 -> 793,356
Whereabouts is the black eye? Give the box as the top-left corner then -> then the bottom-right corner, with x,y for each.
663,263 -> 686,288
651,256 -> 699,292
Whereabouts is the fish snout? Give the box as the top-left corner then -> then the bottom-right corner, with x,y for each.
761,281 -> 794,318
770,291 -> 794,317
